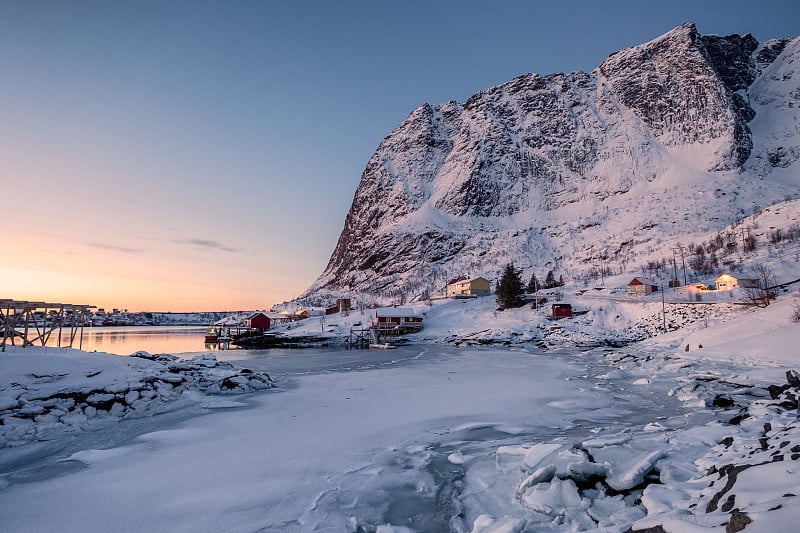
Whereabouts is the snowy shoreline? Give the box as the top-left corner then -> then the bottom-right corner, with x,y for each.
0,349 -> 274,450
1,295 -> 799,532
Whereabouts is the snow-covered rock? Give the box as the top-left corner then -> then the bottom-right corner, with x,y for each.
0,349 -> 274,447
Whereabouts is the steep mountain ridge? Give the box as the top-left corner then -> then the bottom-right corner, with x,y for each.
300,23 -> 800,305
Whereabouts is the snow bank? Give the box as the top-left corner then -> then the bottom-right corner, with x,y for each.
0,348 -> 273,447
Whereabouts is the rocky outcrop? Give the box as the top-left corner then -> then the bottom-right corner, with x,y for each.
0,352 -> 274,447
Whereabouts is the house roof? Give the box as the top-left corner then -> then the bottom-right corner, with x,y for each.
375,307 -> 420,318
628,277 -> 659,287
447,276 -> 489,286
247,312 -> 288,320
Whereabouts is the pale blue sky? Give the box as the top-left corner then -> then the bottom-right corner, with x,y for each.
2,1 -> 797,311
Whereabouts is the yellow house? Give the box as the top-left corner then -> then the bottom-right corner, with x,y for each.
715,274 -> 759,290
447,276 -> 491,297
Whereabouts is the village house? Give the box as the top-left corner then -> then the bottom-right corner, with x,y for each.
551,303 -> 572,318
715,274 -> 759,291
246,312 -> 271,331
246,312 -> 293,331
446,276 -> 491,297
325,298 -> 352,315
627,277 -> 660,296
372,307 -> 423,335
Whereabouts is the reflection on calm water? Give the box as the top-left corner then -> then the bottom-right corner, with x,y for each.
45,326 -> 235,356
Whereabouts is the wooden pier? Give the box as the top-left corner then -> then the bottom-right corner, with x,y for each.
0,299 -> 95,352
347,326 -> 376,348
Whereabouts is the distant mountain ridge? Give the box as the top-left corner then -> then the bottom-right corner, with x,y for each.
299,23 -> 800,305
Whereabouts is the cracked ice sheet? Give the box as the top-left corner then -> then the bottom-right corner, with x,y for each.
0,346 -> 633,533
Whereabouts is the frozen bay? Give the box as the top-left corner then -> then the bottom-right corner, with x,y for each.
0,345 -> 694,532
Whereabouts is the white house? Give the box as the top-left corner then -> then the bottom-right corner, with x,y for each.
715,274 -> 759,291
627,277 -> 659,296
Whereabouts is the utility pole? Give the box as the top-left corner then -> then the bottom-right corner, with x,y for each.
672,246 -> 688,286
670,250 -> 678,286
661,285 -> 667,332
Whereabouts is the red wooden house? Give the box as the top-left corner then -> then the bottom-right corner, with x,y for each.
373,307 -> 423,335
246,312 -> 271,331
551,303 -> 572,318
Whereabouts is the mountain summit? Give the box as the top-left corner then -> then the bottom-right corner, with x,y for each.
301,23 -> 799,304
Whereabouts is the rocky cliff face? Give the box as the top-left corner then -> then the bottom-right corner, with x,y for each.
301,23 -> 800,305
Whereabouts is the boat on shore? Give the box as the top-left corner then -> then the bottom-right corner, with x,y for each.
204,328 -> 219,343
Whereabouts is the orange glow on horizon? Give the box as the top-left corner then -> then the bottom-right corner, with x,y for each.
1,265 -> 294,312
0,241 -> 305,312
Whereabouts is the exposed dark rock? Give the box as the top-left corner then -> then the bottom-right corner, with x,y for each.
728,409 -> 750,425
726,509 -> 752,533
713,395 -> 735,408
721,493 -> 737,512
707,464 -> 753,512
625,526 -> 666,533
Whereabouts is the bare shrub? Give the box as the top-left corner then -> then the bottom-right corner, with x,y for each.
792,302 -> 800,323
745,264 -> 777,307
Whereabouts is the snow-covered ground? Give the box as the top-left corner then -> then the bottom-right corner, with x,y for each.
1,293 -> 799,532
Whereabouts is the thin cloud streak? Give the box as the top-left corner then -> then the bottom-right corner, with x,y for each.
87,242 -> 143,254
174,239 -> 243,253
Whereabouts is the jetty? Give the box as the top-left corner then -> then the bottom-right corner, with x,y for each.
231,332 -> 335,349
1,299 -> 95,352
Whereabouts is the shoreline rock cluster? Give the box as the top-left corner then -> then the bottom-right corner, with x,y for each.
0,351 -> 273,448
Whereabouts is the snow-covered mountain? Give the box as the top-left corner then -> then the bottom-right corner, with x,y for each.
302,23 -> 800,305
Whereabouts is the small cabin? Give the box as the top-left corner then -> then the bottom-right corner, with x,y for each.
447,276 -> 491,297
551,303 -> 572,318
373,307 -> 423,335
246,312 -> 271,331
715,274 -> 759,291
325,298 -> 352,315
627,277 -> 659,297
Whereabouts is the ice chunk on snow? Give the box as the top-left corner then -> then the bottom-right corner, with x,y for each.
606,449 -> 665,491
566,460 -> 608,483
375,525 -> 416,533
521,477 -> 585,514
522,443 -> 563,471
640,483 -> 695,516
587,492 -> 646,527
447,452 -> 472,464
517,464 -> 556,495
471,514 -> 527,533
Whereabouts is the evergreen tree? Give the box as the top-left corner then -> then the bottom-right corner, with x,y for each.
496,262 -> 525,310
544,270 -> 557,289
558,274 -> 564,287
526,272 -> 539,294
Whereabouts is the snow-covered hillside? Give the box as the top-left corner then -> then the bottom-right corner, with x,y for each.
299,23 -> 800,307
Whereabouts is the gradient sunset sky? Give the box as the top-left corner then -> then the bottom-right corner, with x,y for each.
3,1 -> 797,312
